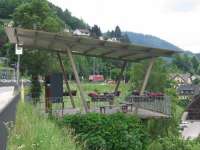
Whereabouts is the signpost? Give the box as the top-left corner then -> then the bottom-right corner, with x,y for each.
15,44 -> 23,87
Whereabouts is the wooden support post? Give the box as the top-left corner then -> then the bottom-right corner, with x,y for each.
57,53 -> 76,108
114,61 -> 127,94
111,61 -> 127,105
66,48 -> 89,113
140,58 -> 155,95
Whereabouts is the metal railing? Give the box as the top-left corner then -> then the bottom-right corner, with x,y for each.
0,68 -> 16,80
0,68 -> 16,87
126,95 -> 171,115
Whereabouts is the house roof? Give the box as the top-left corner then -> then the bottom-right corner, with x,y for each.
170,73 -> 191,83
187,94 -> 200,110
74,29 -> 90,34
5,27 -> 179,62
178,84 -> 194,90
178,84 -> 200,95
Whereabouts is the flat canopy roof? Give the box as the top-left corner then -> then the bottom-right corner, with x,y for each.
5,27 -> 178,62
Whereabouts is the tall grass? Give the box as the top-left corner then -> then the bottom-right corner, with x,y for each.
8,102 -> 80,150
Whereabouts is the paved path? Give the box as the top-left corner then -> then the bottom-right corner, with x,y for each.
182,121 -> 200,139
0,86 -> 16,150
0,86 -> 15,113
51,106 -> 168,118
181,112 -> 200,139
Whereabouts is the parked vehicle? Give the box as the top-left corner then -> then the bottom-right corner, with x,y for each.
89,75 -> 104,82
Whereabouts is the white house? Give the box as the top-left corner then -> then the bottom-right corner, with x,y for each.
107,37 -> 120,43
73,29 -> 90,36
170,73 -> 192,86
99,36 -> 104,41
64,28 -> 70,33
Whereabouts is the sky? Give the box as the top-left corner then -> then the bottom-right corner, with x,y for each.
48,0 -> 200,53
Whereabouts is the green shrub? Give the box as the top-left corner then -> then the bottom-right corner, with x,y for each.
158,136 -> 195,150
145,118 -> 179,140
192,145 -> 200,150
60,113 -> 148,150
148,141 -> 163,150
177,99 -> 190,108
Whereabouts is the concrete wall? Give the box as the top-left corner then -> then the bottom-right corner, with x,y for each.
0,94 -> 19,150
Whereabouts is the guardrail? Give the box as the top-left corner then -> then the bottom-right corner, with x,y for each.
0,92 -> 19,150
126,95 -> 171,115
0,68 -> 16,80
0,67 -> 17,87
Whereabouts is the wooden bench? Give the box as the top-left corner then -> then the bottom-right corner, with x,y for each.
63,90 -> 77,96
99,103 -> 133,114
91,94 -> 114,102
119,102 -> 134,112
99,105 -> 117,114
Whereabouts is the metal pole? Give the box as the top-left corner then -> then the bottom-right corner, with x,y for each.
57,53 -> 76,108
21,79 -> 24,103
140,58 -> 155,95
16,54 -> 20,87
66,48 -> 89,112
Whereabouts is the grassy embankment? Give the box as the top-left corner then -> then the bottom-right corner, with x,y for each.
8,101 -> 80,150
8,82 -> 185,150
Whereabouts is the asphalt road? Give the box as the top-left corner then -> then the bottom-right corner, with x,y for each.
0,86 -> 13,93
0,86 -> 15,113
0,86 -> 17,150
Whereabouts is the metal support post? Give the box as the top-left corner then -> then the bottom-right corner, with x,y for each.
16,55 -> 20,87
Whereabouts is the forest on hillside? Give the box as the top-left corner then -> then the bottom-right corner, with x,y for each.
0,0 -> 200,83
1,0 -> 200,92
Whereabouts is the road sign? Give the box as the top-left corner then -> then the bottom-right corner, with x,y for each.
15,44 -> 23,55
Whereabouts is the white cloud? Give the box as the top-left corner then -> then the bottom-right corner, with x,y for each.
48,0 -> 200,53
165,0 -> 200,12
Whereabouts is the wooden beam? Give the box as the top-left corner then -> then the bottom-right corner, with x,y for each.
100,49 -> 115,57
120,44 -> 129,49
33,31 -> 38,46
134,56 -> 158,62
66,47 -> 89,112
14,28 -> 19,44
83,47 -> 96,54
98,41 -> 106,46
119,52 -> 138,59
140,58 -> 155,95
57,53 -> 76,108
47,34 -> 57,49
119,48 -> 152,59
133,52 -> 174,62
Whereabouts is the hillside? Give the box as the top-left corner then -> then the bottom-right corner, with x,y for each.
125,31 -> 182,51
0,0 -> 184,53
0,0 -> 88,30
